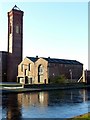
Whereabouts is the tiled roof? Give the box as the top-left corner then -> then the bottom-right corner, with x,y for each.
26,56 -> 83,65
44,58 -> 83,65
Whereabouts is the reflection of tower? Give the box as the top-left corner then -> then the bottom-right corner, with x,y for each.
2,94 -> 22,120
7,5 -> 24,81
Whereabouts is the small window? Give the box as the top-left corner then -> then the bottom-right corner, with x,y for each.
0,57 -> 1,63
16,25 -> 20,34
21,64 -> 23,72
28,63 -> 31,71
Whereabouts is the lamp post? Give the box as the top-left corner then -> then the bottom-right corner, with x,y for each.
69,69 -> 72,82
53,73 -> 55,78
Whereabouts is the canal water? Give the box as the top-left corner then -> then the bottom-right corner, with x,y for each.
1,88 -> 90,119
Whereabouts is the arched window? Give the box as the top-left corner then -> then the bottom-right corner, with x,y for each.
38,64 -> 44,83
38,65 -> 44,74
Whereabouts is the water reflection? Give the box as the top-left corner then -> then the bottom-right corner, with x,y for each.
2,94 -> 22,120
17,92 -> 48,107
0,93 -> 2,120
2,89 -> 89,119
79,89 -> 88,102
47,89 -> 88,106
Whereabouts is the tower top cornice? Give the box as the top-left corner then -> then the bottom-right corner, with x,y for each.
8,5 -> 24,16
12,5 -> 21,11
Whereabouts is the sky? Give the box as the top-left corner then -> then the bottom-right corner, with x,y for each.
0,1 -> 88,69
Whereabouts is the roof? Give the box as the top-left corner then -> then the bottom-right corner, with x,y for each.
12,5 -> 21,11
44,57 -> 83,65
27,57 -> 39,62
10,5 -> 24,14
26,56 -> 83,65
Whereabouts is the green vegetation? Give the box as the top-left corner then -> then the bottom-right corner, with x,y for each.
67,113 -> 90,120
50,75 -> 67,84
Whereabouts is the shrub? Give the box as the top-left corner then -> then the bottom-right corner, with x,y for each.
50,75 -> 66,84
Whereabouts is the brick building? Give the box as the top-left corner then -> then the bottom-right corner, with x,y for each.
0,5 -> 24,82
0,5 -> 84,84
17,56 -> 83,84
7,5 -> 24,82
84,70 -> 90,84
0,51 -> 8,82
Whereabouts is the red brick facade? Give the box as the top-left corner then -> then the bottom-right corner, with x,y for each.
7,6 -> 24,82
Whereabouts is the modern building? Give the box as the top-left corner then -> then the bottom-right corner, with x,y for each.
0,51 -> 8,82
17,56 -> 83,84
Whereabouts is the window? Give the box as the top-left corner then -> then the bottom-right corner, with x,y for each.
25,69 -> 27,76
39,65 -> 44,74
21,64 -> 23,72
0,57 -> 1,63
16,25 -> 20,34
28,63 -> 31,71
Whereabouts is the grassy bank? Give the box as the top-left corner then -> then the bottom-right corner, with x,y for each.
68,113 -> 90,120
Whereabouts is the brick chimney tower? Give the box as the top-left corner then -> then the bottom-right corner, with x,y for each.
7,5 -> 24,82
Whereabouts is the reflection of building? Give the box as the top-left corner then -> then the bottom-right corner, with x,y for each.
79,89 -> 88,102
17,92 -> 48,107
2,94 -> 22,120
17,56 -> 83,84
17,89 -> 87,107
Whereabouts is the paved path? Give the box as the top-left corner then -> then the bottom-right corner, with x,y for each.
0,82 -> 20,85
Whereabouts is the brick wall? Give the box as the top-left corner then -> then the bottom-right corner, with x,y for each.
48,63 -> 83,80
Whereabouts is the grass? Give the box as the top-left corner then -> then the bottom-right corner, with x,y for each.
68,113 -> 90,120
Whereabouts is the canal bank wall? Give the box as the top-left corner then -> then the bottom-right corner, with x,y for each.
1,82 -> 90,93
24,83 -> 86,89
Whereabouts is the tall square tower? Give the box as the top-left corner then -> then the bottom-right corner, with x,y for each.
7,5 -> 24,82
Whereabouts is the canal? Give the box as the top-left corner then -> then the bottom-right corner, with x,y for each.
1,88 -> 90,119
